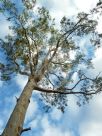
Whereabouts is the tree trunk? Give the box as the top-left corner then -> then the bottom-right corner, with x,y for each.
1,76 -> 35,136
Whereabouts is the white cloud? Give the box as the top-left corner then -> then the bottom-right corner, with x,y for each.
28,118 -> 38,129
92,47 -> 102,75
80,121 -> 102,136
50,108 -> 62,120
97,17 -> 102,33
79,93 -> 102,136
86,94 -> 102,122
74,0 -> 98,12
77,46 -> 102,136
38,0 -> 98,18
50,0 -> 77,16
42,128 -> 72,136
37,0 -> 77,27
67,95 -> 80,117
41,116 -> 73,136
69,50 -> 76,60
0,15 -> 12,39
15,74 -> 28,90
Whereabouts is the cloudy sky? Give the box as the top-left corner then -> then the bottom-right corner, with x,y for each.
0,0 -> 102,136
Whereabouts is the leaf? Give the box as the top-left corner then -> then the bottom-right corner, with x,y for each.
0,63 -> 5,70
97,1 -> 102,6
98,33 -> 102,37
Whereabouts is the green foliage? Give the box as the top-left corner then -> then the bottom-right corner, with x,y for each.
0,0 -> 102,111
23,0 -> 36,10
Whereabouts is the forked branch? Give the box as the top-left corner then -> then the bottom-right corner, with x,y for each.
34,75 -> 101,96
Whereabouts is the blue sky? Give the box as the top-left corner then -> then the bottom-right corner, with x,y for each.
0,0 -> 102,136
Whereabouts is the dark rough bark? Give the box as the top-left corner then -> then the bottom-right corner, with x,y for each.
1,76 -> 35,136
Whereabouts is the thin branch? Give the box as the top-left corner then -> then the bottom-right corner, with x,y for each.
19,70 -> 30,76
51,61 -> 65,66
45,74 -> 55,89
28,35 -> 38,53
48,39 -> 60,62
23,28 -> 33,74
95,72 -> 102,80
20,127 -> 31,134
65,78 -> 86,90
46,47 -> 56,58
49,72 -> 62,81
27,35 -> 39,72
51,61 -> 71,67
15,96 -> 19,102
13,59 -> 30,76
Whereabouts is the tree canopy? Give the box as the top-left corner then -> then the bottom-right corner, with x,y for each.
0,0 -> 102,112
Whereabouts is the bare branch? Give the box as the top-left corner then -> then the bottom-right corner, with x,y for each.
65,78 -> 87,90
20,127 -> 31,134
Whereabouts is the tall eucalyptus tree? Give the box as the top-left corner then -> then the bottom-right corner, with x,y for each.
0,0 -> 102,135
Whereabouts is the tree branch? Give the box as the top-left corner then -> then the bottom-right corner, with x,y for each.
45,74 -> 55,89
49,71 -> 62,81
65,78 -> 87,90
44,14 -> 89,68
34,11 -> 90,79
34,85 -> 99,96
20,127 -> 31,135
14,59 -> 30,76
51,61 -> 71,67
17,19 -> 34,75
34,75 -> 100,96
30,37 -> 39,71
23,28 -> 33,75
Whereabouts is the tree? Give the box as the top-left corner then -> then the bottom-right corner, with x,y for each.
0,0 -> 102,136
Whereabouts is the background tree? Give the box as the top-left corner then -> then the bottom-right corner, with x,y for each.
0,0 -> 102,136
